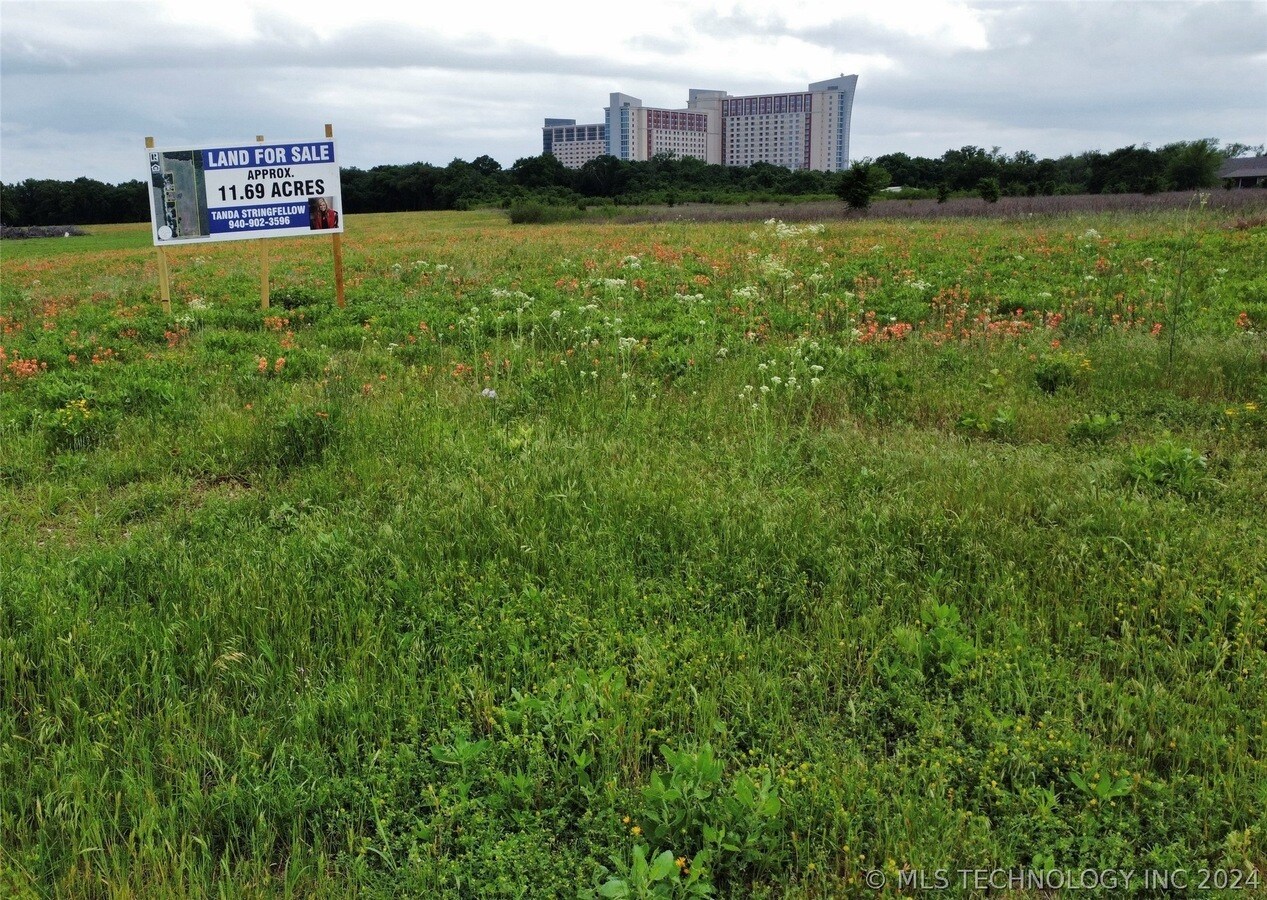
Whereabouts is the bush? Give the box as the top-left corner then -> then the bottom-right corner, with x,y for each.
44,398 -> 116,452
837,161 -> 891,210
1067,412 -> 1123,445
1126,437 -> 1211,497
1034,355 -> 1077,394
506,202 -> 584,225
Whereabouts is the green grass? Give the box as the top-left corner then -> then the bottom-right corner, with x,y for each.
2,207 -> 1266,897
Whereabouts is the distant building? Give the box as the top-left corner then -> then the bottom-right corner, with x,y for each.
1218,156 -> 1267,189
605,92 -> 717,165
543,75 -> 857,172
541,119 -> 608,170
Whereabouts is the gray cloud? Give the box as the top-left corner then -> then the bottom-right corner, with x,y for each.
2,0 -> 1264,182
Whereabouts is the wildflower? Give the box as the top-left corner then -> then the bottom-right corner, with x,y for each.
481,388 -> 497,399
630,825 -> 642,836
274,357 -> 286,374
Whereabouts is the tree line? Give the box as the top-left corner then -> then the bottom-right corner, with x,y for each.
1,139 -> 1259,227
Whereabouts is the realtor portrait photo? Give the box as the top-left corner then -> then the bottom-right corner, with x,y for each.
308,196 -> 338,230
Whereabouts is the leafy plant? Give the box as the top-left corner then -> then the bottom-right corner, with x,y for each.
1069,770 -> 1134,803
1034,355 -> 1077,394
1126,437 -> 1211,497
593,844 -> 712,899
44,397 -> 115,452
957,406 -> 1017,440
1067,411 -> 1123,445
623,743 -> 786,891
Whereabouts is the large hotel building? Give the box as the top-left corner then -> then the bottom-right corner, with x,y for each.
543,76 -> 857,172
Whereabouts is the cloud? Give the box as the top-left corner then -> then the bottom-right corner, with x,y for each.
2,0 -> 1264,182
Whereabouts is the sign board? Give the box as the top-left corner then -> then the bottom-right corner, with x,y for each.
146,139 -> 342,245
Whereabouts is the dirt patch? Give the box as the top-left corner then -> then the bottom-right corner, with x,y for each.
1,225 -> 89,239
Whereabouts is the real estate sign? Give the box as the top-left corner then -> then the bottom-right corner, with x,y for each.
146,139 -> 343,245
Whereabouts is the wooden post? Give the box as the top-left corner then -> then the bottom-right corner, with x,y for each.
157,248 -> 172,316
326,123 -> 346,308
260,246 -> 270,311
256,135 -> 270,310
145,137 -> 173,315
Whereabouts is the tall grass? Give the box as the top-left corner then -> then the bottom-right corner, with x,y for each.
2,208 -> 1265,896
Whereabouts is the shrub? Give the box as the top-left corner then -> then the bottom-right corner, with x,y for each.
1126,437 -> 1211,497
1034,354 -> 1078,394
837,161 -> 891,210
44,398 -> 115,452
1068,411 -> 1123,445
506,202 -> 583,224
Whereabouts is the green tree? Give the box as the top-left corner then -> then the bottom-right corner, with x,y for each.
977,177 -> 1001,203
837,161 -> 891,210
577,155 -> 629,197
1163,139 -> 1223,191
510,154 -> 570,190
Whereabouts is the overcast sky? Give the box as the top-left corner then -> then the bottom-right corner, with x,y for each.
2,0 -> 1264,183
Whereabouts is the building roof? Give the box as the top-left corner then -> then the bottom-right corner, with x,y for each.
1218,156 -> 1267,179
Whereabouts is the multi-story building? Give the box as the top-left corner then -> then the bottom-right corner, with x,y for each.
603,92 -> 719,165
541,118 -> 608,170
543,76 -> 857,172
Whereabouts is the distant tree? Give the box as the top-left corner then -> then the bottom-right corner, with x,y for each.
1220,142 -> 1266,159
744,161 -> 784,191
577,155 -> 629,197
1162,139 -> 1223,191
470,155 -> 503,177
0,183 -> 20,224
1086,145 -> 1164,194
977,177 -> 1001,203
941,145 -> 1000,191
837,160 -> 891,210
510,154 -> 570,190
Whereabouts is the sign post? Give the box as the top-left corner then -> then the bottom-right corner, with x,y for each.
144,130 -> 344,308
256,135 -> 270,311
326,124 -> 346,308
145,137 -> 173,316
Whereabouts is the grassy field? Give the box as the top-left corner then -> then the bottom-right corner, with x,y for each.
2,202 -> 1266,897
